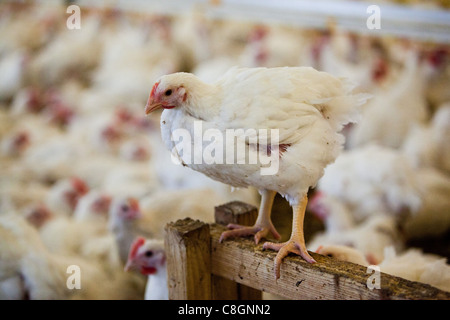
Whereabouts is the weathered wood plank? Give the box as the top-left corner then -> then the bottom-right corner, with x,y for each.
210,223 -> 450,300
164,218 -> 211,300
213,201 -> 262,300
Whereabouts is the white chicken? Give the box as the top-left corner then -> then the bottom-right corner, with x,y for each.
400,167 -> 450,239
0,130 -> 30,158
315,30 -> 381,91
23,203 -> 53,229
38,198 -> 123,272
316,144 -> 450,240
39,208 -> 104,257
45,177 -> 89,216
125,237 -> 168,300
21,134 -> 89,183
108,196 -> 151,264
308,214 -> 403,265
239,25 -> 306,68
91,21 -> 179,105
378,247 -> 450,293
72,190 -> 112,224
317,144 -> 422,223
0,177 -> 49,213
346,49 -> 430,149
145,66 -> 370,278
28,14 -> 102,88
0,49 -> 28,101
402,103 -> 450,175
0,214 -> 143,300
0,4 -> 60,55
307,192 -> 355,233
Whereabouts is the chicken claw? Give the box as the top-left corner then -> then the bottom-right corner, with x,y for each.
263,239 -> 316,280
219,223 -> 281,244
219,190 -> 280,244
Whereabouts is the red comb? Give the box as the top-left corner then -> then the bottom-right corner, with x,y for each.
129,237 -> 146,260
71,177 -> 89,195
372,58 -> 388,82
428,48 -> 447,68
14,131 -> 29,146
315,245 -> 324,254
149,82 -> 159,99
128,197 -> 140,211
249,25 -> 267,42
115,107 -> 133,123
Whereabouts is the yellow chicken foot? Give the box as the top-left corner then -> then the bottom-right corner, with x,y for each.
263,194 -> 316,279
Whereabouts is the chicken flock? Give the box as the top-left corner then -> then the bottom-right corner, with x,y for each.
0,2 -> 449,299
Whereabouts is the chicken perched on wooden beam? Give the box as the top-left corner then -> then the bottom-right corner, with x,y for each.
145,67 -> 370,279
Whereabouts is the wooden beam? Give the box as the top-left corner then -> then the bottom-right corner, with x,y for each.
164,218 -> 211,300
210,223 -> 450,300
213,201 -> 262,300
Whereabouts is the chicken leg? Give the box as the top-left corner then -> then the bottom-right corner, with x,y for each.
219,189 -> 281,244
263,194 -> 316,279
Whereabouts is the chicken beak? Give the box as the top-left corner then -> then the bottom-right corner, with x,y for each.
144,102 -> 162,115
124,259 -> 136,272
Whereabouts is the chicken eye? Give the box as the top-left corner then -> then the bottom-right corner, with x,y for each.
326,253 -> 334,258
164,89 -> 172,96
145,251 -> 153,257
121,204 -> 129,212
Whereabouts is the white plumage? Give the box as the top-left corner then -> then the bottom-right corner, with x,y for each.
401,167 -> 450,239
154,67 -> 368,203
308,192 -> 355,233
317,144 -> 422,223
402,103 -> 450,174
0,50 -> 27,101
347,50 -> 430,149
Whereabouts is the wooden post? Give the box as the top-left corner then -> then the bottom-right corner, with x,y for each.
214,201 -> 258,226
213,201 -> 262,300
164,218 -> 211,300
